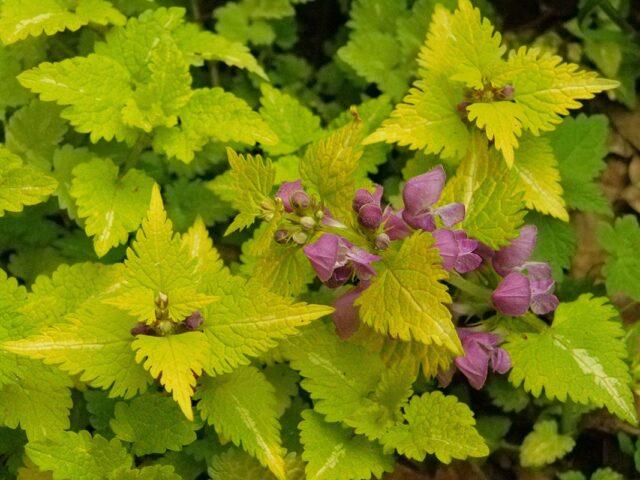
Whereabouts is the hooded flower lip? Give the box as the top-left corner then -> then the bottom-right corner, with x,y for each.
276,180 -> 308,213
491,271 -> 531,316
401,166 -> 465,231
492,225 -> 537,276
454,328 -> 511,390
433,229 -> 482,273
303,234 -> 381,287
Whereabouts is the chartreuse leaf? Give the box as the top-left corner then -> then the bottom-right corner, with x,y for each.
132,332 -> 209,421
0,147 -> 57,217
494,48 -> 618,135
284,322 -> 413,441
18,54 -> 137,143
337,0 -> 446,100
598,215 -> 640,301
0,0 -> 125,44
376,336 -> 455,378
520,420 -> 575,468
365,0 -> 615,163
173,23 -> 267,79
466,101 -> 524,166
363,71 -> 470,159
239,224 -> 315,297
25,431 -> 132,480
5,100 -> 67,170
153,88 -> 277,163
422,0 -> 504,89
381,391 -> 488,463
224,148 -> 276,235
547,114 -> 610,214
199,274 -> 333,376
355,232 -> 460,353
105,184 -> 216,324
505,294 -> 638,424
110,393 -> 198,455
300,120 -> 363,219
209,448 -> 305,480
0,269 -> 72,441
196,366 -> 285,479
3,298 -> 151,400
259,83 -> 322,156
70,158 -> 154,257
440,134 -> 525,249
113,465 -> 182,480
300,410 -> 394,480
22,261 -> 123,329
512,134 -> 568,220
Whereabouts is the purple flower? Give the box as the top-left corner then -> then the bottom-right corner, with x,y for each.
454,328 -> 511,390
490,225 -> 558,316
381,207 -> 412,240
331,283 -> 368,340
276,180 -> 309,212
491,264 -> 559,316
433,229 -> 482,273
303,234 -> 381,287
402,166 -> 465,231
492,225 -> 537,276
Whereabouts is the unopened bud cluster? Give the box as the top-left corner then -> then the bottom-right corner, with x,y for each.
273,181 -> 325,246
130,291 -> 205,336
456,83 -> 515,119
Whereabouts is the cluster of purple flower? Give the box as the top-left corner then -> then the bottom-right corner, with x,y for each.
273,165 -> 559,389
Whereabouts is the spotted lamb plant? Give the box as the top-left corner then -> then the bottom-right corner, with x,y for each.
0,0 -> 637,479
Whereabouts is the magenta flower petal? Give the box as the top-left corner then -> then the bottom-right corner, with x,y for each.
433,229 -> 482,273
332,285 -> 367,340
530,292 -> 559,315
303,234 -> 341,282
382,207 -> 412,240
492,272 -> 531,316
403,165 -> 446,216
402,210 -> 436,231
455,341 -> 490,390
276,180 -> 303,213
434,202 -> 465,227
492,225 -> 537,276
358,203 -> 383,230
327,265 -> 353,288
184,311 -> 203,330
490,348 -> 511,374
455,328 -> 510,388
346,247 -> 381,280
433,229 -> 457,270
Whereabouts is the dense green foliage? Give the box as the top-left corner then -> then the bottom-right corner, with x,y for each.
1,0 -> 640,479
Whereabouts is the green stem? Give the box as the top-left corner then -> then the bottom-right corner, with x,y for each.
122,135 -> 149,173
447,272 -> 492,302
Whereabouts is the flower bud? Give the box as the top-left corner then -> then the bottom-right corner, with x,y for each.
157,320 -> 174,335
315,209 -> 325,220
375,233 -> 391,250
300,216 -> 316,230
184,311 -> 204,331
155,292 -> 169,308
358,203 -> 383,230
500,84 -> 515,100
291,190 -> 310,210
352,189 -> 374,213
274,229 -> 289,244
292,231 -> 308,245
